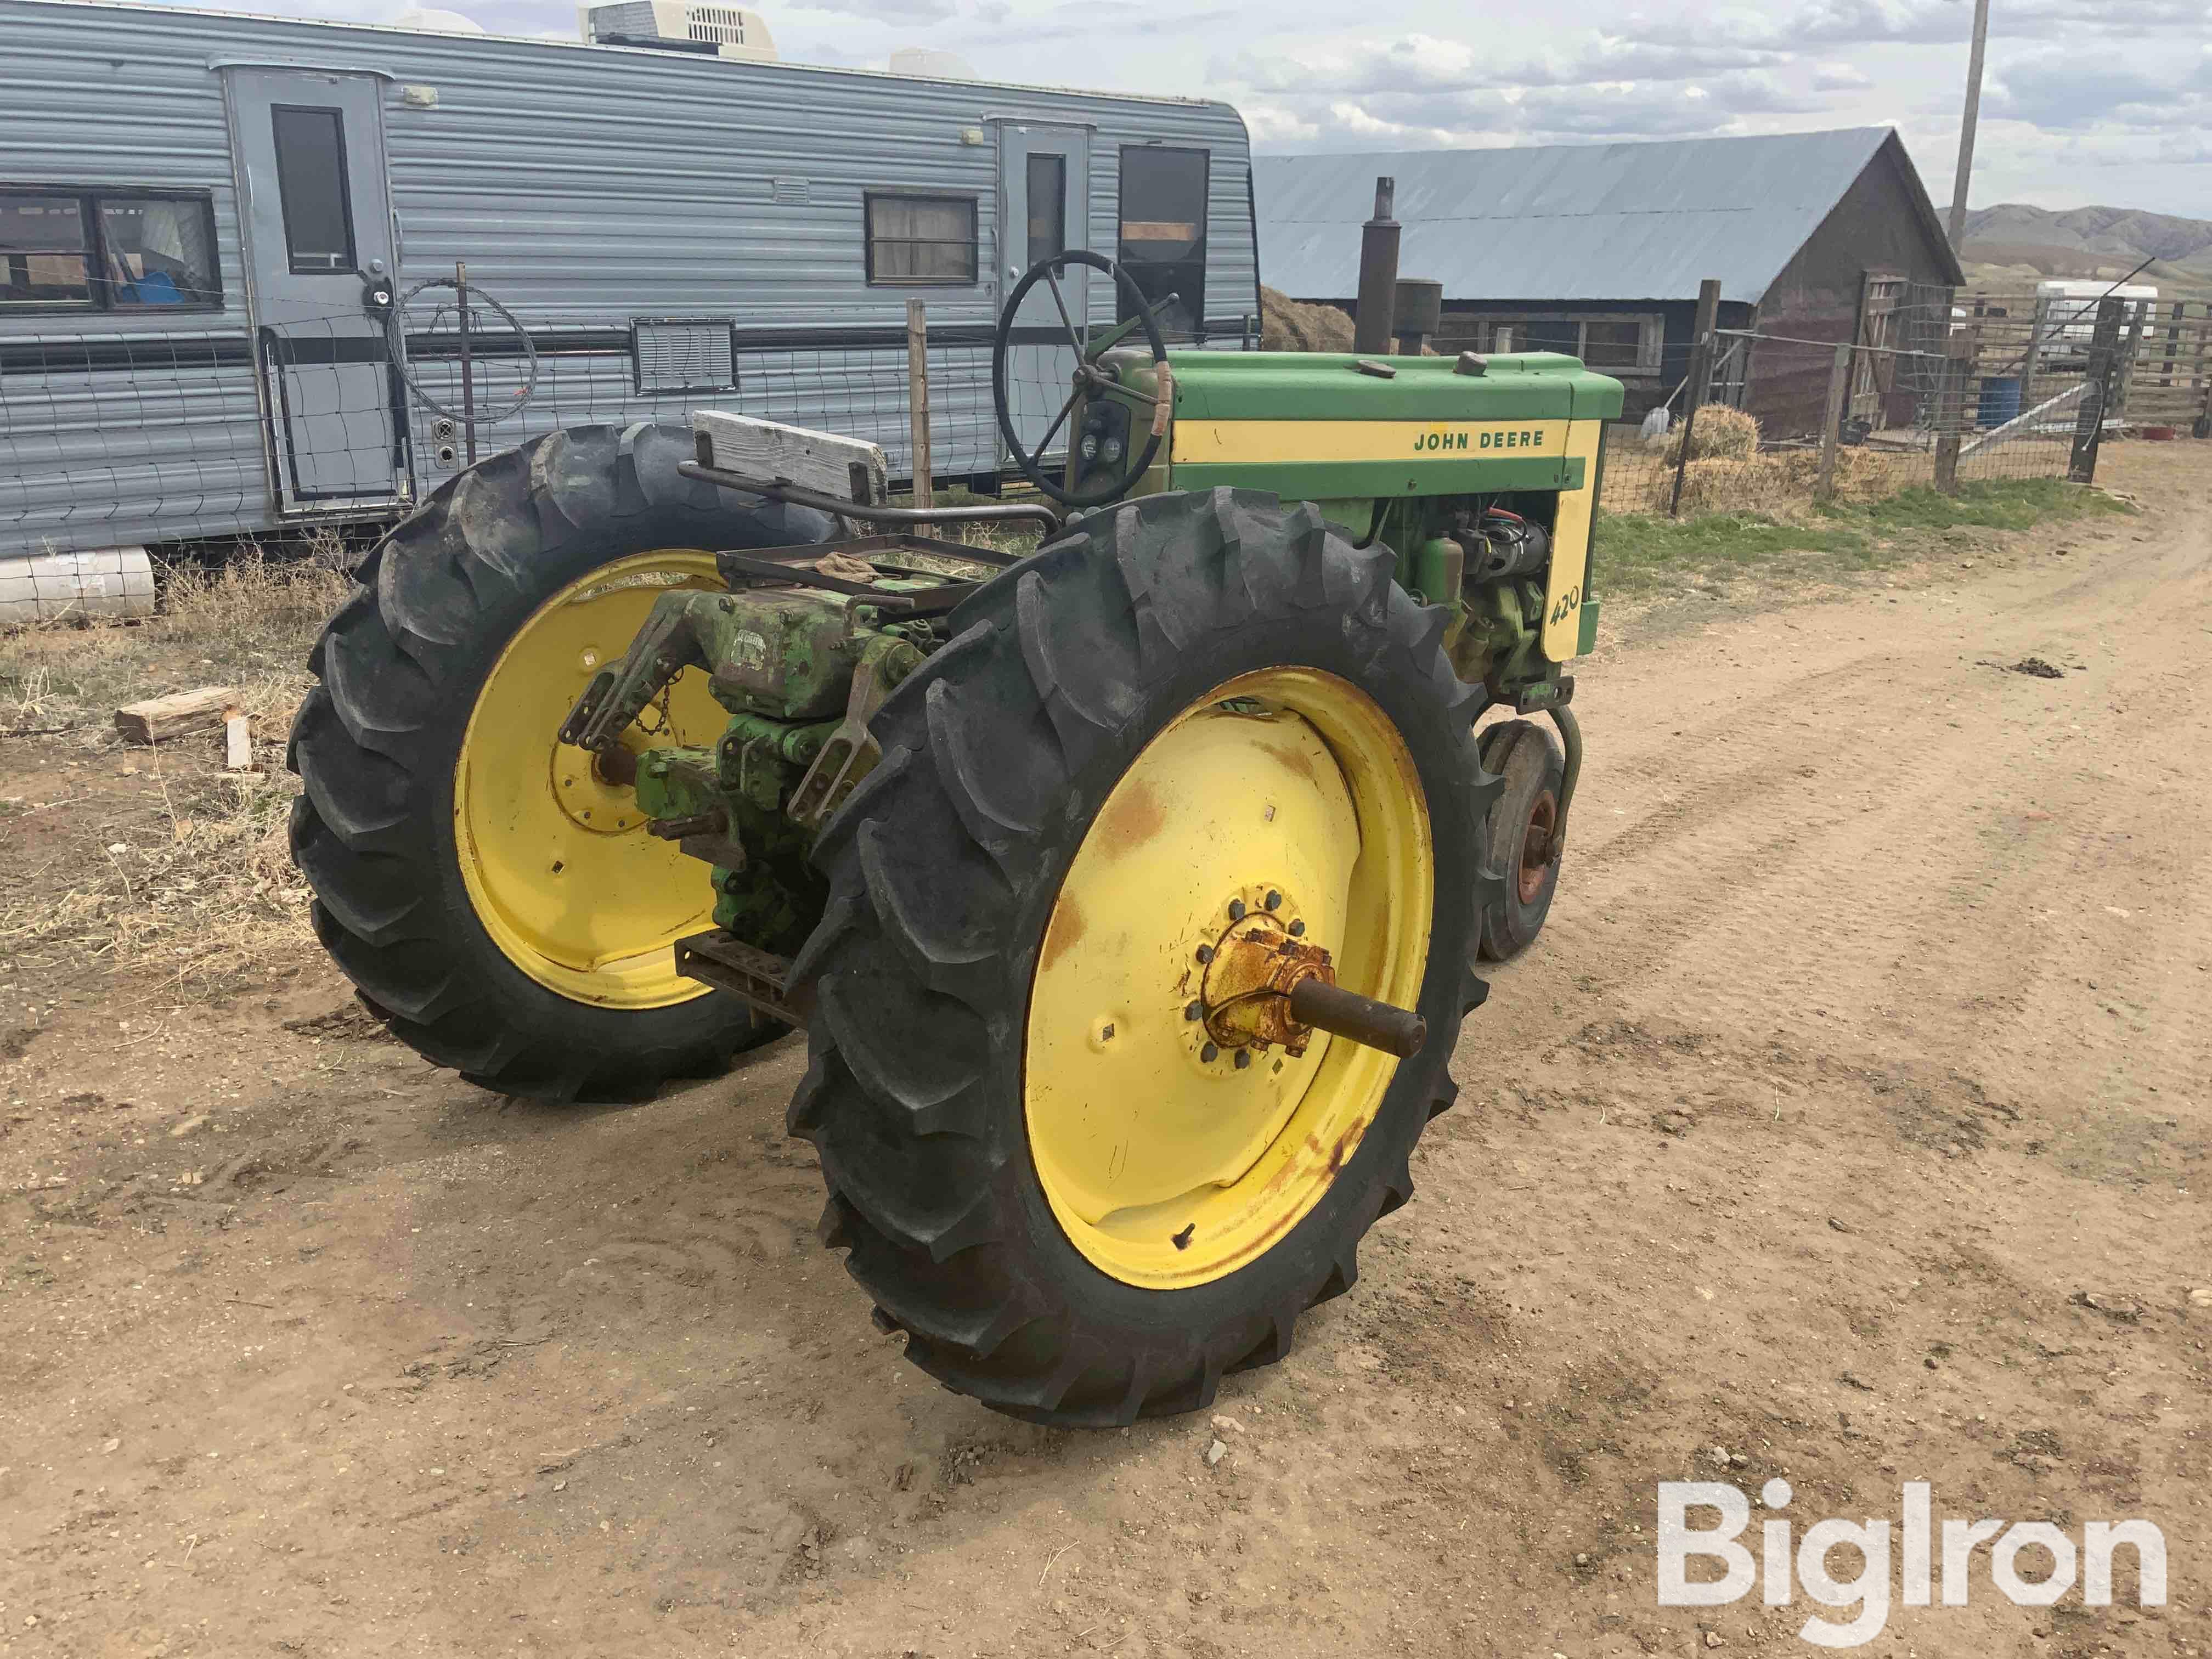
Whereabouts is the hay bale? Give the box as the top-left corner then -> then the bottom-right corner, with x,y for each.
1654,455 -> 1802,517
1663,404 -> 1761,465
1260,287 -> 1356,353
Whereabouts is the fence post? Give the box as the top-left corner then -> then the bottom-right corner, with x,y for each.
1933,334 -> 1971,494
1816,341 -> 1853,503
1687,278 -> 1722,415
2114,297 -> 2149,426
905,297 -> 933,522
2197,304 -> 2212,438
1666,277 -> 1725,518
456,259 -> 477,466
2021,294 -> 2044,407
2069,296 -> 2124,483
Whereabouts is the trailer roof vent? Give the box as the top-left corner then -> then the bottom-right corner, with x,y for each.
393,5 -> 486,31
888,46 -> 976,78
578,0 -> 777,59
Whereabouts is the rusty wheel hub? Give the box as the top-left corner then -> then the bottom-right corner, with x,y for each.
1519,789 -> 1559,905
1198,899 -> 1335,1059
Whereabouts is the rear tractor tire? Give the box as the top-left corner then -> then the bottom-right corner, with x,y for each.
1476,719 -> 1565,963
789,488 -> 1504,1425
287,420 -> 838,1101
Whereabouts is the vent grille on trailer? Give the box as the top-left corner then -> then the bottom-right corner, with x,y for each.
633,318 -> 737,393
685,3 -> 749,42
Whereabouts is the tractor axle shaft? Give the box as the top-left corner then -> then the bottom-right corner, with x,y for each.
1287,978 -> 1427,1058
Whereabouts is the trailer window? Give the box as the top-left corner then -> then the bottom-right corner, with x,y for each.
1026,155 -> 1067,267
272,105 -> 359,275
99,197 -> 221,308
1118,146 -> 1207,337
0,193 -> 94,308
865,194 -> 977,285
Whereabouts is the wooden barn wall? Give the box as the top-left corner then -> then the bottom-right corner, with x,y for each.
1748,137 -> 1958,437
1432,297 -> 1752,422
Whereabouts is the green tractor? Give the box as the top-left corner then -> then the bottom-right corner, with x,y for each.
288,253 -> 1623,1425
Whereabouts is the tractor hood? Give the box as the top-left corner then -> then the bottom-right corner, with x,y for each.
1164,350 -> 1623,424
1156,349 -> 1623,503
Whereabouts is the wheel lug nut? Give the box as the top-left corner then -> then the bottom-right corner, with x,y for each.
1184,1001 -> 1203,1021
1233,1049 -> 1251,1070
1265,890 -> 1281,911
1288,919 -> 1306,937
1200,1042 -> 1220,1063
1228,899 -> 1245,921
1195,944 -> 1213,963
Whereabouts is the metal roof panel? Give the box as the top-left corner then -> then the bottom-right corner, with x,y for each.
1254,129 -> 1915,304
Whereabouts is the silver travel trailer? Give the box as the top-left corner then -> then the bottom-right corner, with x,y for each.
0,0 -> 1260,596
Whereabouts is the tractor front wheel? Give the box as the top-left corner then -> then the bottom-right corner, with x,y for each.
287,420 -> 837,1100
789,488 -> 1501,1424
1476,719 -> 1564,962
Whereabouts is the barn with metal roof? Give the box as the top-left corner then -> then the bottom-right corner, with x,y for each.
1254,128 -> 1965,432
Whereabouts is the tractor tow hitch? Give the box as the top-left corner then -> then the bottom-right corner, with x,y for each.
674,929 -> 810,1027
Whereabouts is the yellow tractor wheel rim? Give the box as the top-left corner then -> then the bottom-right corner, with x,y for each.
453,549 -> 726,1010
1023,668 -> 1435,1290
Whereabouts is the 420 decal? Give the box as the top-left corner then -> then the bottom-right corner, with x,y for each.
1549,585 -> 1583,627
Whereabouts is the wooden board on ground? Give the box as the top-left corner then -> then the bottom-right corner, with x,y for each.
114,686 -> 240,746
224,713 -> 253,771
692,410 -> 888,504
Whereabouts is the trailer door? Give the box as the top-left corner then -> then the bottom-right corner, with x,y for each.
996,125 -> 1090,469
225,69 -> 409,514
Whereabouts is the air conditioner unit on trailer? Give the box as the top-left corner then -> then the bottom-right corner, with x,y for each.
577,0 -> 777,60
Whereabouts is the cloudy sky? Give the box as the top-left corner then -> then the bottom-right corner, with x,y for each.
251,0 -> 2212,216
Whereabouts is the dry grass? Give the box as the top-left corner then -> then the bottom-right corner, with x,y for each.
1260,287 -> 1356,353
0,768 -> 306,991
1605,437 -> 1938,520
0,540 -> 352,739
1661,403 -> 1762,464
0,540 -> 354,991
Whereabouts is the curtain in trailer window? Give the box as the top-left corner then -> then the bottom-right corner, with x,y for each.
0,194 -> 92,306
99,199 -> 220,306
867,195 -> 976,283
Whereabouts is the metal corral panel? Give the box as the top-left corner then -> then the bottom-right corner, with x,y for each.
0,0 -> 1259,559
1255,129 -> 1906,306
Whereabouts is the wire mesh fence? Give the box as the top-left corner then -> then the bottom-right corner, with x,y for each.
0,267 -> 1262,572
1599,309 -> 2110,521
3,266 -> 2179,581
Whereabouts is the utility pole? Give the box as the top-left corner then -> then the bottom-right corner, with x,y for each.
1946,0 -> 1991,247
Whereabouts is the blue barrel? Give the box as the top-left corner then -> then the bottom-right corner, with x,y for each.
1977,376 -> 2023,428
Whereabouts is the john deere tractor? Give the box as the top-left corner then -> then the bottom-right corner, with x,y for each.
288,253 -> 1622,1425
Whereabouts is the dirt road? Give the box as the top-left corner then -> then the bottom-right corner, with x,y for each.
4,454 -> 2208,1658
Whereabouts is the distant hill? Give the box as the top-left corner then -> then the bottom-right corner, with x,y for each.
1953,203 -> 2212,298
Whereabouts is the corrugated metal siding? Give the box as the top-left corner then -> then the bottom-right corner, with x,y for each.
0,4 -> 267,554
0,352 -> 264,541
1254,130 -> 1908,306
0,0 -> 1259,556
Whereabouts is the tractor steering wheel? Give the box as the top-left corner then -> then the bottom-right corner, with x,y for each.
991,250 -> 1171,509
